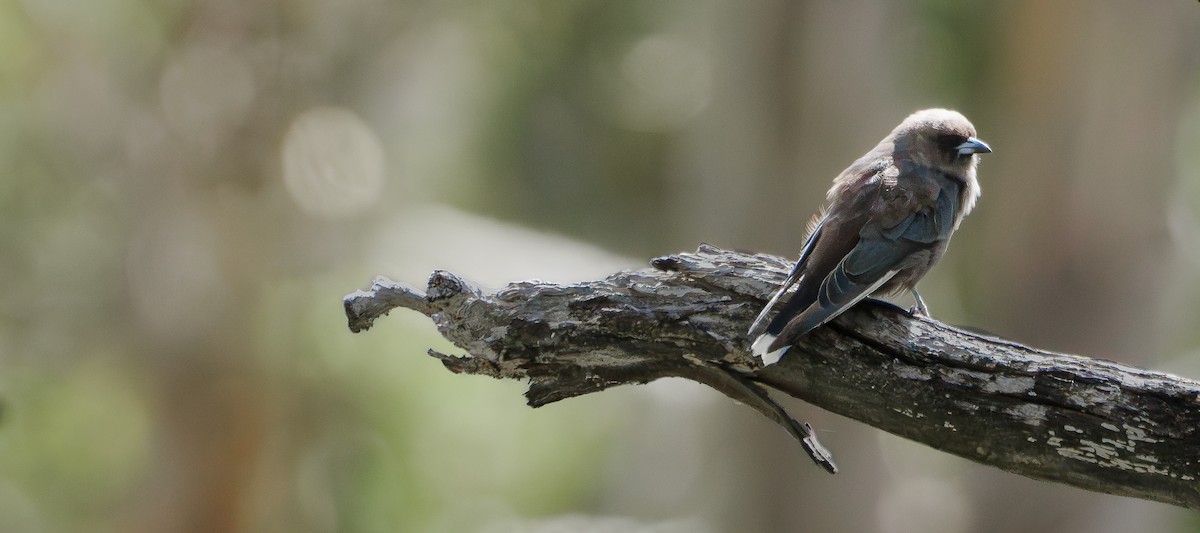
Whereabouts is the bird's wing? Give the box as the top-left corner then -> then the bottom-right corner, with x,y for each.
762,175 -> 958,356
750,190 -> 876,362
750,166 -> 884,362
763,240 -> 906,353
877,176 -> 958,244
746,220 -> 825,338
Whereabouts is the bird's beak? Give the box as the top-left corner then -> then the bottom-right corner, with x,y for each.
956,137 -> 992,155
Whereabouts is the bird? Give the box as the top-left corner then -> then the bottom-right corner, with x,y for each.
748,108 -> 991,366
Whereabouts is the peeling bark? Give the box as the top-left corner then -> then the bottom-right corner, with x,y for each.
344,244 -> 1200,510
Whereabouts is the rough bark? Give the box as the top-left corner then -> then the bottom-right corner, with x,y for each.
344,244 -> 1200,510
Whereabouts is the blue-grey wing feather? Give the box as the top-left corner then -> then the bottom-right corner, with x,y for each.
766,249 -> 898,351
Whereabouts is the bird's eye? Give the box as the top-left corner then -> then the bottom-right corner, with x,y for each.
936,133 -> 967,148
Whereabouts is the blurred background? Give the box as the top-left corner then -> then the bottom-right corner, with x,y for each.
2,0 -> 1199,531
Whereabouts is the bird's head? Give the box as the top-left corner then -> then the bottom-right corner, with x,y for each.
892,108 -> 991,173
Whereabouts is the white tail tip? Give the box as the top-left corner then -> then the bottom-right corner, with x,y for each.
751,334 -> 789,366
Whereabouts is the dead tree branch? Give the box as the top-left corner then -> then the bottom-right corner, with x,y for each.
344,244 -> 1200,510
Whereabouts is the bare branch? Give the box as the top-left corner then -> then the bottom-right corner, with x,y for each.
344,244 -> 1200,510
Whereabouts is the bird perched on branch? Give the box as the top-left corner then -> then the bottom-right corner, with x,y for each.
748,108 -> 991,366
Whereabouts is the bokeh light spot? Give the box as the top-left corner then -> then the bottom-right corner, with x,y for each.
282,107 -> 385,218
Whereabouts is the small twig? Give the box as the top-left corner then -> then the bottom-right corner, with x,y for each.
343,277 -> 431,333
676,358 -> 837,473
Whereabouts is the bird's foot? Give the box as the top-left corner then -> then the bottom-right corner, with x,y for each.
908,289 -> 930,317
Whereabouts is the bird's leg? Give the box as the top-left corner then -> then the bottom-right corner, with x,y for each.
909,289 -> 930,317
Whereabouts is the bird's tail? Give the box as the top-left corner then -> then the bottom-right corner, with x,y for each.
748,269 -> 806,366
747,277 -> 795,338
757,267 -> 900,365
751,332 -> 788,365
